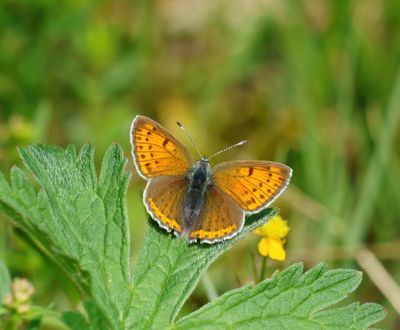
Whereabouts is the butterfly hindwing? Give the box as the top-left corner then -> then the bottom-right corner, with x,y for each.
212,160 -> 292,212
131,115 -> 194,179
189,186 -> 245,243
144,176 -> 188,234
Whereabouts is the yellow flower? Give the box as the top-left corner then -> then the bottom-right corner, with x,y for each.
254,215 -> 289,261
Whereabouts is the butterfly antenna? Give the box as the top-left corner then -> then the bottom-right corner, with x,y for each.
176,121 -> 203,159
208,140 -> 247,160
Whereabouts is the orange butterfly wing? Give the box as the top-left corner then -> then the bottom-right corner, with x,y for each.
189,186 -> 245,243
131,115 -> 194,179
144,176 -> 188,234
212,161 -> 292,212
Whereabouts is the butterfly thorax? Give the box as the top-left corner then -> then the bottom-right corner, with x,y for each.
182,159 -> 212,234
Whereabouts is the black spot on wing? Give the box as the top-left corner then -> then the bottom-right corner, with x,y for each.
248,167 -> 254,176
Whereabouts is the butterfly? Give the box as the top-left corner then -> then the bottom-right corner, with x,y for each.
130,115 -> 292,244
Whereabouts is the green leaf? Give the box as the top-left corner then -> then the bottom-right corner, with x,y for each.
83,300 -> 110,330
62,300 -> 109,330
62,311 -> 91,330
0,144 -> 132,329
25,318 -> 42,330
0,144 -> 387,330
0,260 -> 11,303
127,208 -> 278,329
174,263 -> 387,330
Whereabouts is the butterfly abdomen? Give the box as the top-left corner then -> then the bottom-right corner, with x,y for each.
182,160 -> 211,232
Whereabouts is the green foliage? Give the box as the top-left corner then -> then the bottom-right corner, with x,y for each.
62,300 -> 108,330
174,264 -> 385,330
129,207 -> 277,329
0,144 -> 131,329
0,260 -> 11,305
0,144 -> 386,329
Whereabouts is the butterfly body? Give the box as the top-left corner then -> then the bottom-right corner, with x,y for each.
131,115 -> 292,244
182,158 -> 211,236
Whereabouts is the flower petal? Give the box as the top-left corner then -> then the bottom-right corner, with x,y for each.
253,227 -> 265,236
263,215 -> 289,239
268,238 -> 286,261
257,238 -> 270,257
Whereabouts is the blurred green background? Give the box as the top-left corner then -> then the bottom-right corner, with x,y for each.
1,0 -> 399,328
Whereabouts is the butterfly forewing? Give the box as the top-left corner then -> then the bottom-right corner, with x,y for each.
189,186 -> 245,243
131,115 -> 194,179
144,176 -> 188,234
212,161 -> 292,212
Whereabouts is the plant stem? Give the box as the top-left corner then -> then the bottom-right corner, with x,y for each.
259,256 -> 267,283
250,252 -> 258,283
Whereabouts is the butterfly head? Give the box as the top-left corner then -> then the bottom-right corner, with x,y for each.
201,155 -> 210,162
193,157 -> 211,174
